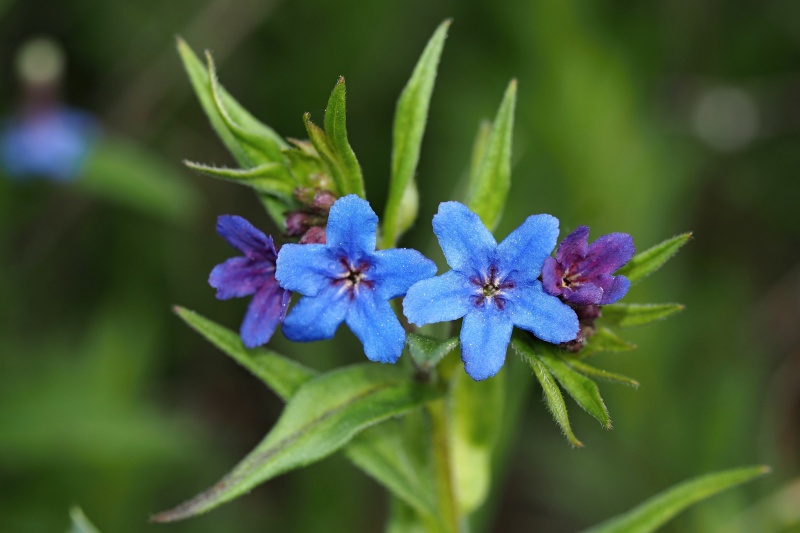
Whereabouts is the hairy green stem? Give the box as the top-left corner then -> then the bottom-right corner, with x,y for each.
429,398 -> 460,533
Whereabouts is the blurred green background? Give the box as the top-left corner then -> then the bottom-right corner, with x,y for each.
1,0 -> 798,531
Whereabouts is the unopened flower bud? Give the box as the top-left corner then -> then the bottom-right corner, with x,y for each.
300,226 -> 326,244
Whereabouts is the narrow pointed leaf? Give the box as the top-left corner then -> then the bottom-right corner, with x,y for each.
537,346 -> 611,429
346,417 -> 438,518
205,52 -> 289,167
512,338 -> 582,447
406,333 -> 459,369
466,80 -> 517,231
304,113 -> 350,196
584,465 -> 770,533
176,39 -> 286,169
581,327 -> 637,358
174,307 -> 316,401
566,359 -> 640,389
69,507 -> 102,533
618,232 -> 692,284
184,160 -> 295,199
469,120 -> 492,183
382,19 -> 450,247
449,369 -> 504,514
152,364 -> 440,522
323,77 -> 365,197
601,303 -> 685,328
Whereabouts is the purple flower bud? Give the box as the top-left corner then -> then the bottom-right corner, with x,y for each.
312,190 -> 336,211
285,211 -> 311,237
299,226 -> 326,244
542,226 -> 635,306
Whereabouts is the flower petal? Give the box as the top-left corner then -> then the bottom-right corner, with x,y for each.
507,281 -> 579,343
275,243 -> 344,297
346,291 -> 406,363
432,202 -> 496,276
459,305 -> 514,381
240,283 -> 291,348
496,213 -> 559,280
209,256 -> 270,299
581,232 -> 635,276
281,285 -> 350,342
217,215 -> 275,259
562,283 -> 605,306
370,248 -> 438,300
540,256 -> 564,298
403,271 -> 475,326
600,275 -> 631,305
556,225 -> 589,265
325,195 -> 378,258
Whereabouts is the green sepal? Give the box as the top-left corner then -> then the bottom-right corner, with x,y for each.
282,146 -> 333,189
406,333 -> 459,369
581,327 -> 637,358
600,303 -> 685,328
152,364 -> 441,522
173,306 -> 316,401
583,465 -> 770,533
183,160 -> 295,200
382,19 -> 450,247
618,232 -> 692,285
466,80 -> 517,231
448,367 -> 504,514
537,344 -> 611,429
512,337 -> 583,447
565,359 -> 640,389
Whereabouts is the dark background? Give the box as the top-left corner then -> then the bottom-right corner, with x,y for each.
1,0 -> 799,531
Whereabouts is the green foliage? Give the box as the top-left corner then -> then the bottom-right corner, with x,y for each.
406,333 -> 459,369
465,80 -> 517,232
618,232 -> 693,285
153,364 -> 440,522
68,507 -> 102,533
580,327 -> 637,358
449,369 -> 504,514
304,78 -> 365,198
382,20 -> 451,247
600,303 -> 685,328
584,466 -> 770,533
566,359 -> 639,389
173,307 -> 316,400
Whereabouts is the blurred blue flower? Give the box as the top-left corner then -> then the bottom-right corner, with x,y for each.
1,108 -> 96,181
541,226 -> 634,305
275,195 -> 436,363
209,215 -> 291,348
403,202 -> 578,381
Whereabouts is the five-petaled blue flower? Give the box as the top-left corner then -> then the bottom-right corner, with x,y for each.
275,195 -> 437,364
403,202 -> 579,381
541,226 -> 634,306
209,215 -> 291,348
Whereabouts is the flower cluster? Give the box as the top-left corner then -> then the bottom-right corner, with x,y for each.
209,195 -> 633,380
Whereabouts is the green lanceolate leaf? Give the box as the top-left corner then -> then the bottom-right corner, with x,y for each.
449,368 -> 504,514
184,160 -> 295,200
346,416 -> 438,520
152,364 -> 440,522
69,507 -> 102,533
406,333 -> 459,369
618,232 -> 692,285
382,19 -> 451,247
512,338 -> 582,447
469,120 -> 492,183
466,79 -> 517,232
566,359 -> 640,389
537,345 -> 611,429
601,303 -> 685,328
176,38 -> 287,168
581,327 -> 637,358
584,465 -> 771,533
205,52 -> 289,168
323,77 -> 366,198
174,307 -> 316,401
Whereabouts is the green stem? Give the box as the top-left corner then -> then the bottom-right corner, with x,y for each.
428,398 -> 460,533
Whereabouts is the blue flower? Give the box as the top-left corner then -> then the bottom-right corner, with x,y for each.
1,108 -> 96,181
541,226 -> 634,305
403,202 -> 579,381
275,195 -> 437,363
209,215 -> 291,348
